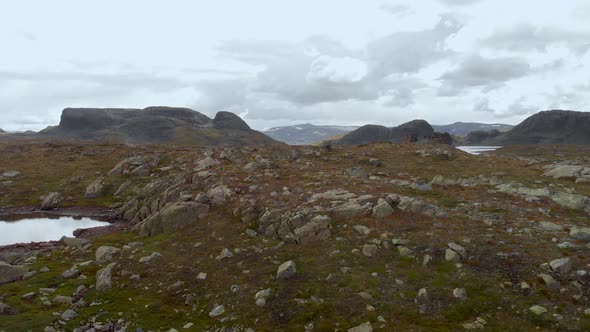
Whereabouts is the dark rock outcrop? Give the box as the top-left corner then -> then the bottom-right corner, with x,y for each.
39,107 -> 282,146
465,110 -> 590,145
336,120 -> 436,145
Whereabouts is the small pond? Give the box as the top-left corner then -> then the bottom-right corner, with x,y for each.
0,217 -> 108,246
457,146 -> 502,155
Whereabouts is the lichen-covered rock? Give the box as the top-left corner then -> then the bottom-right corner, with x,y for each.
0,262 -> 27,286
96,263 -> 116,292
95,246 -> 120,264
277,260 -> 296,279
41,192 -> 62,210
138,202 -> 210,236
85,178 -> 105,199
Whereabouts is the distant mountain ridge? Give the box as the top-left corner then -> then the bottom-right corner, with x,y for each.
39,107 -> 282,146
264,121 -> 514,145
432,122 -> 513,136
465,110 -> 590,145
264,123 -> 359,145
335,120 -> 441,145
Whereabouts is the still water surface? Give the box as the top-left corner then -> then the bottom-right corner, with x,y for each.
0,217 -> 108,246
457,146 -> 502,155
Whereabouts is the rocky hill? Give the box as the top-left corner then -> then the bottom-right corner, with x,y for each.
264,124 -> 359,145
39,107 -> 282,146
335,120 -> 436,145
465,110 -> 590,145
432,122 -> 513,136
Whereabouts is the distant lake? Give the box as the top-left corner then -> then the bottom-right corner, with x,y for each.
0,217 -> 108,246
457,146 -> 502,155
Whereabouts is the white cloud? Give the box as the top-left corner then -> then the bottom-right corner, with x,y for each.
306,55 -> 368,83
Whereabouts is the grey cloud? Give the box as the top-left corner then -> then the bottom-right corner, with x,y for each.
481,23 -> 590,55
367,15 -> 463,78
438,54 -> 530,96
473,97 -> 537,119
472,99 -> 495,113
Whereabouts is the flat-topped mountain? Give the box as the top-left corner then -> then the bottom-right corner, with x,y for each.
39,107 -> 282,146
264,123 -> 359,145
465,110 -> 590,145
432,122 -> 513,136
335,120 -> 436,145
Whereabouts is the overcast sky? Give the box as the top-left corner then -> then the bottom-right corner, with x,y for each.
1,0 -> 589,131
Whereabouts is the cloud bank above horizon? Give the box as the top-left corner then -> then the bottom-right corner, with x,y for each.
1,0 -> 589,131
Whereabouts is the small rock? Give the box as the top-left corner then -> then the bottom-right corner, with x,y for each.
362,244 -> 378,257
445,249 -> 460,262
549,257 -> 572,274
348,322 -> 373,332
353,225 -> 371,236
453,288 -> 467,301
95,246 -> 120,264
0,302 -> 18,315
61,309 -> 78,321
277,260 -> 297,279
196,272 -> 207,280
139,252 -> 162,263
62,268 -> 81,279
529,305 -> 548,315
209,305 -> 225,317
22,292 -> 37,300
216,248 -> 234,260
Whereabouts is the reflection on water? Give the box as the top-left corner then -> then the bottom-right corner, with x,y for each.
457,146 -> 502,155
0,217 -> 108,246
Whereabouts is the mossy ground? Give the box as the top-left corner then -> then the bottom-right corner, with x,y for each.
1,140 -> 589,331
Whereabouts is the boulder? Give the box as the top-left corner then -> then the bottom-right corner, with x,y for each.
95,246 -> 121,264
41,192 -> 62,210
293,215 -> 332,243
139,202 -> 210,236
277,260 -> 297,279
372,198 -> 394,218
550,192 -> 590,211
362,244 -> 378,257
570,227 -> 590,242
549,258 -> 572,274
543,165 -> 586,179
0,262 -> 27,286
85,178 -> 105,199
96,263 -> 116,292
0,302 -> 18,315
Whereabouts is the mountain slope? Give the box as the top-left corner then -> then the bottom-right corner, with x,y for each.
39,107 -> 282,146
335,120 -> 435,145
465,110 -> 590,145
264,124 -> 359,145
432,122 -> 513,136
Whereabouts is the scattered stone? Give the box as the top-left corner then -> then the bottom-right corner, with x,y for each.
60,236 -> 90,248
41,192 -> 62,210
62,268 -> 81,279
362,244 -> 378,257
209,305 -> 225,318
22,292 -> 37,300
445,249 -> 460,262
0,302 -> 18,315
277,260 -> 297,279
0,262 -> 26,286
448,242 -> 466,257
84,177 -> 105,199
549,257 -> 572,274
348,322 -> 373,332
570,227 -> 590,242
139,252 -> 162,263
52,295 -> 73,305
453,288 -> 467,301
538,273 -> 559,289
95,246 -> 120,264
197,272 -> 207,280
61,309 -> 78,321
529,305 -> 548,315
96,263 -> 116,292
397,246 -> 413,257
216,248 -> 234,260
353,225 -> 371,236
372,198 -> 394,218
